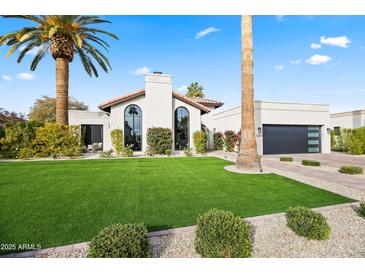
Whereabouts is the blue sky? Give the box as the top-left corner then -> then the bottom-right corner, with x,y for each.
1,15 -> 364,115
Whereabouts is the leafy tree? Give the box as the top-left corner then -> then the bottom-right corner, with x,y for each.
0,108 -> 25,124
28,96 -> 88,123
185,82 -> 205,98
0,15 -> 118,125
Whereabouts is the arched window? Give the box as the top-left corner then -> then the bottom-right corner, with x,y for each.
174,107 -> 189,150
124,104 -> 142,151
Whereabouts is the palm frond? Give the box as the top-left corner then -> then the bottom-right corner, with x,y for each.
80,27 -> 119,40
75,47 -> 92,76
30,44 -> 50,71
2,15 -> 43,24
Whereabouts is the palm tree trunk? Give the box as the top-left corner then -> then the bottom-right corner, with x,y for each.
55,58 -> 69,125
235,15 -> 262,171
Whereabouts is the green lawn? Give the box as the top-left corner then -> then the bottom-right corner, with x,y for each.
0,157 -> 353,251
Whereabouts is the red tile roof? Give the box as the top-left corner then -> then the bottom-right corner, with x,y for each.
189,97 -> 224,108
98,89 -> 212,113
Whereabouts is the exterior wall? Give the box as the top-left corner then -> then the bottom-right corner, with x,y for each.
330,110 -> 365,129
68,110 -> 110,150
207,101 -> 331,154
172,97 -> 201,150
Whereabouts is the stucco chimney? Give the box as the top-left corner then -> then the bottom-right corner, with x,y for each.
144,72 -> 173,129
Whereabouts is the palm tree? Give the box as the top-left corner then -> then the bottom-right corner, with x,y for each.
236,15 -> 262,171
0,15 -> 118,125
185,82 -> 205,98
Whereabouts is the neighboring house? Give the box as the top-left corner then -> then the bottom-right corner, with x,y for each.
69,72 -> 331,154
330,109 -> 365,133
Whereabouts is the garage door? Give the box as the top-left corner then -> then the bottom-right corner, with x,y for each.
263,125 -> 321,154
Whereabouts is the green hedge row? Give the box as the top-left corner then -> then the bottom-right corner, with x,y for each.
332,127 -> 365,155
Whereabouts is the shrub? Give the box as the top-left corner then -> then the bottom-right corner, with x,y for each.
286,206 -> 330,240
223,130 -> 236,152
121,144 -> 133,157
234,130 -> 241,151
88,223 -> 149,258
32,123 -> 82,158
193,130 -> 207,154
195,209 -> 252,258
146,127 -> 172,155
348,128 -> 365,155
334,128 -> 352,152
0,121 -> 41,159
184,147 -> 192,156
213,132 -> 224,150
302,160 -> 320,166
280,156 -> 293,162
165,148 -> 172,156
100,149 -> 113,158
359,201 -> 365,217
111,129 -> 123,154
338,166 -> 363,175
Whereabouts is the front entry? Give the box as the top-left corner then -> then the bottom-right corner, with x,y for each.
174,107 -> 189,150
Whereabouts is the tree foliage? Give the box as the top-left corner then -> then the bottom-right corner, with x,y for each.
185,82 -> 205,98
28,96 -> 88,123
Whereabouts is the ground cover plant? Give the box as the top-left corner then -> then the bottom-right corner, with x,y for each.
0,157 -> 352,252
302,160 -> 321,166
280,156 -> 293,162
338,166 -> 363,175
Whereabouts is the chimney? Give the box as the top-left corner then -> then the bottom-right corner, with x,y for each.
144,72 -> 173,129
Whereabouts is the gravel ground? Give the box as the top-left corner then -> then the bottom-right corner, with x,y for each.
7,204 -> 364,258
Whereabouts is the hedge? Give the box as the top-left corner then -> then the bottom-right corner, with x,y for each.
332,127 -> 365,155
195,209 -> 252,258
111,129 -> 124,154
280,156 -> 293,162
224,130 -> 236,152
146,127 -> 172,155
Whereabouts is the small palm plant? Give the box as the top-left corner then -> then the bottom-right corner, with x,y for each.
185,82 -> 205,98
0,15 -> 118,125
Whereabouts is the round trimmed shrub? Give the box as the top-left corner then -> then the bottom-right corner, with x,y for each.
286,206 -> 330,240
146,127 -> 172,155
213,132 -> 224,150
338,166 -> 363,175
88,223 -> 149,258
195,209 -> 252,258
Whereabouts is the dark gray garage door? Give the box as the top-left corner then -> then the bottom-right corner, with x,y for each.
263,125 -> 321,155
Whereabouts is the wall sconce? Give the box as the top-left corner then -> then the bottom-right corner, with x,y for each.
327,128 -> 331,134
257,126 -> 262,135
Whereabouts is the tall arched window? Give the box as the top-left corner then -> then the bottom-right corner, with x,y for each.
175,107 -> 189,150
124,104 -> 142,151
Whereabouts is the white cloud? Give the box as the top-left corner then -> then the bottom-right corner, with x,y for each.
177,85 -> 188,93
130,67 -> 150,76
274,65 -> 284,71
310,43 -> 321,49
16,72 -> 35,80
290,59 -> 302,64
320,36 -> 351,48
305,55 -> 331,65
2,75 -> 12,81
195,27 -> 220,39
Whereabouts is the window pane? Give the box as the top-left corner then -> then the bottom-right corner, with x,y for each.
124,104 -> 142,151
175,107 -> 189,150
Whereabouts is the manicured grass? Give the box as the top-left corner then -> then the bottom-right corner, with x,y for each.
0,157 -> 353,251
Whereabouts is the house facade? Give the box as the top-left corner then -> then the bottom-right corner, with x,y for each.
330,109 -> 365,131
69,72 -> 331,154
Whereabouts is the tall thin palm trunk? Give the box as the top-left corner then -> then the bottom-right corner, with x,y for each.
55,58 -> 69,125
236,15 -> 262,171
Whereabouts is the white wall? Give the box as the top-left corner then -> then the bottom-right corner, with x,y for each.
208,101 -> 331,154
68,110 -> 111,150
330,110 -> 365,129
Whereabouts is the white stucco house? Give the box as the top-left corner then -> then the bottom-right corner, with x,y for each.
69,72 -> 331,155
330,109 -> 365,132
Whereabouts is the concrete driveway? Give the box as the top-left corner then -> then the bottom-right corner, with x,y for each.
210,151 -> 365,200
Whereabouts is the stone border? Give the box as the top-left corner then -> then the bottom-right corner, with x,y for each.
1,201 -> 358,258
